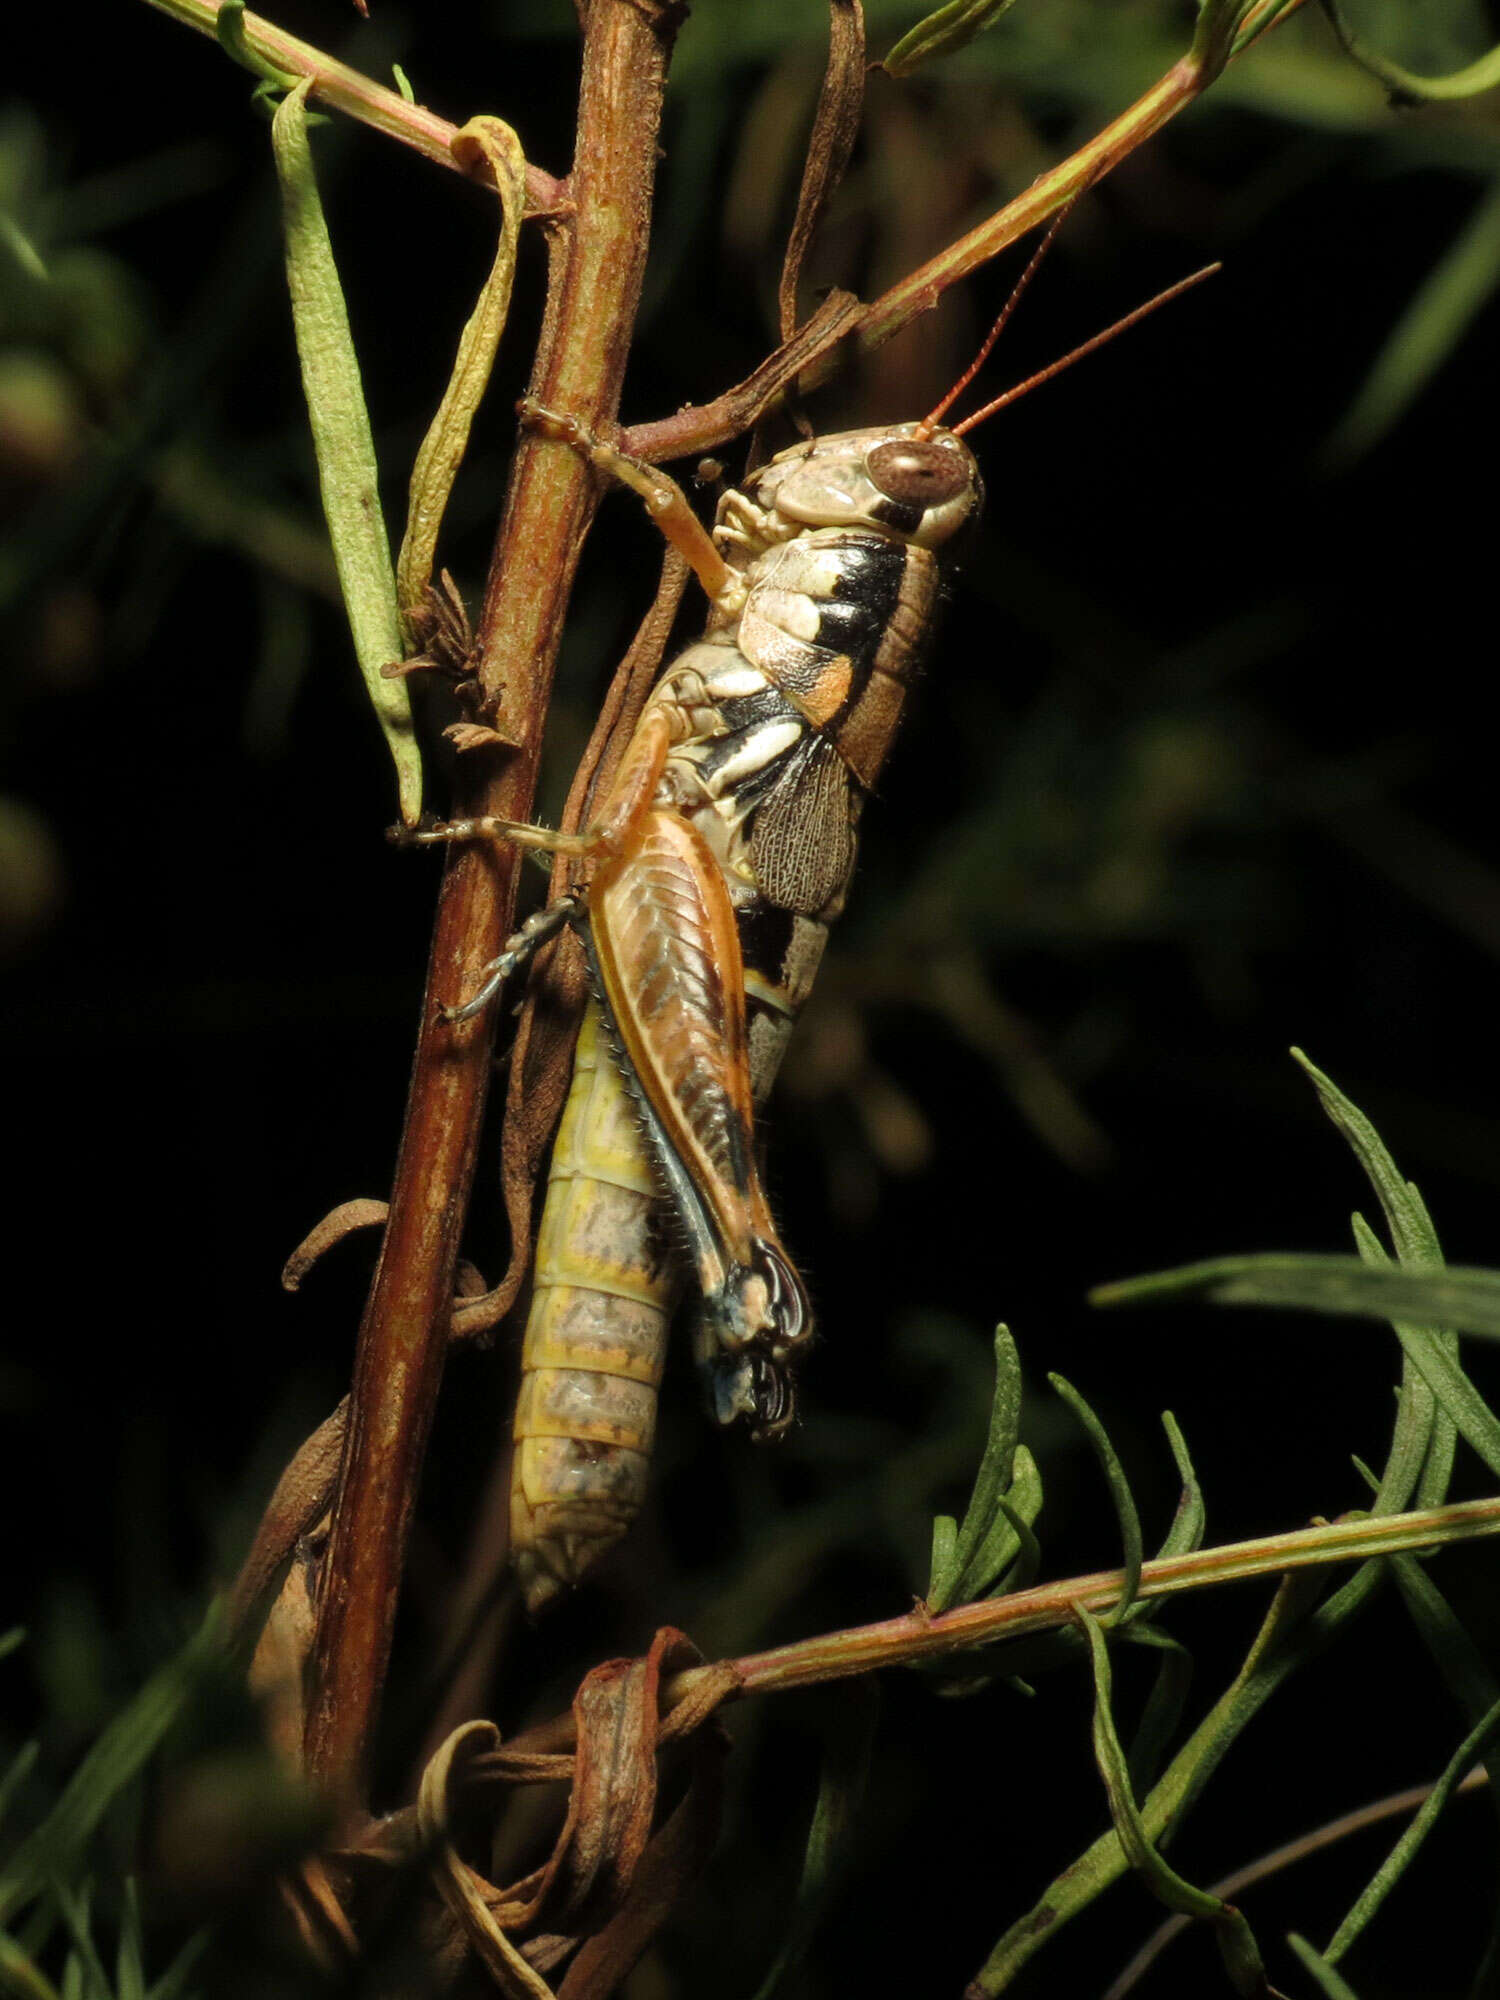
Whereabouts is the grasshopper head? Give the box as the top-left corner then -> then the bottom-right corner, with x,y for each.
746,423 -> 982,550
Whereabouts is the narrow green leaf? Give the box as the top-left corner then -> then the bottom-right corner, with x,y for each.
1290,1934 -> 1362,1997
0,1746 -> 38,1833
882,0 -> 1021,77
749,1681 -> 879,2000
1324,1692 -> 1500,1965
396,115 -> 526,625
115,1883 -> 144,2000
926,1514 -> 959,1605
1392,1550 -> 1500,1986
1394,1557 -> 1500,1742
1351,1218 -> 1459,1509
391,64 -> 416,104
987,1492 -> 1042,1596
1155,1412 -> 1206,1561
1317,0 -> 1500,101
1049,1375 -> 1142,1623
1294,1052 -> 1455,1508
0,1929 -> 60,2000
51,1887 -> 108,2000
0,1612 -> 220,1926
1291,1051 -> 1438,1266
927,1328 -> 1023,1613
1350,1453 -> 1379,1495
1326,181 -> 1500,463
1092,1253 -> 1500,1337
1093,1253 -> 1500,1482
973,1564 -> 1384,1992
270,82 -> 421,825
1076,1607 -> 1268,1995
144,1932 -> 208,2000
1227,0 -> 1306,59
215,0 -> 297,90
0,216 -> 47,284
1126,1634 -> 1194,1800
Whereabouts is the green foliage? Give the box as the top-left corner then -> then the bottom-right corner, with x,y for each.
0,1621 -> 219,2000
882,0 -> 1024,79
270,82 -> 419,823
924,1327 -> 1028,1612
748,1683 -> 879,2000
1076,1604 -> 1273,1995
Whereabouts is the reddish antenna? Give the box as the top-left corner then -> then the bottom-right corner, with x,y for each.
917,186 -> 1088,439
949,262 -> 1222,438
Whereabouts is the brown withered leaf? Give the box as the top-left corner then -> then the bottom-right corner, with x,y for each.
281,1199 -> 392,1291
779,0 -> 866,344
248,1523 -> 328,1767
407,1630 -> 734,1995
230,1406 -> 346,1636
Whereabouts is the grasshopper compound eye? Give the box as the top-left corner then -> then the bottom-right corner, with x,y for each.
865,437 -> 972,509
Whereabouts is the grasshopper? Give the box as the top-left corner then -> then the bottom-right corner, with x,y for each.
403,237 -> 1215,1610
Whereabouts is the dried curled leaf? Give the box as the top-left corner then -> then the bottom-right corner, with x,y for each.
778,1 -> 865,343
419,1723 -> 557,1998
410,1631 -> 734,1997
397,116 -> 528,621
229,1402 -> 347,1636
281,1199 -> 392,1291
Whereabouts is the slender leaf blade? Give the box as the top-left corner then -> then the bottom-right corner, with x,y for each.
1325,1693 -> 1500,1964
882,0 -> 1021,78
270,82 -> 420,823
749,1682 -> 879,2000
1050,1375 -> 1142,1622
1289,1934 -> 1362,1998
1076,1607 -> 1268,1995
0,1612 -> 220,1925
1093,1253 -> 1500,1480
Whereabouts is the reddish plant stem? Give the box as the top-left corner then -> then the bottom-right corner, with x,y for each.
303,0 -> 681,1809
489,1494 -> 1500,1762
140,0 -> 566,210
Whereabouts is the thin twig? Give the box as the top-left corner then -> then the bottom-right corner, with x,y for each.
1102,1768 -> 1490,1999
492,1497 -> 1500,1760
622,0 -> 1310,465
139,0 -> 566,210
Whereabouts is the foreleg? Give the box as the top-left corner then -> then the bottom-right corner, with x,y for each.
520,399 -> 741,611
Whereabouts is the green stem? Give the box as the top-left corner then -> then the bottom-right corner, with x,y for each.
842,0 -> 1308,371
695,1495 -> 1500,1702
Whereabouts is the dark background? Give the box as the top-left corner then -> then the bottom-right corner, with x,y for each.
5,1 -> 1500,1992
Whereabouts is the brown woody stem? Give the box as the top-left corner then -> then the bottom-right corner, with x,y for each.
139,0 -> 565,210
302,0 -> 681,1809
